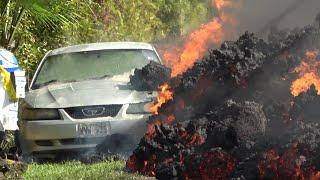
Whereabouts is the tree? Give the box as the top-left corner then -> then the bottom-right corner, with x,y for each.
62,0 -> 166,44
0,0 -> 78,51
152,0 -> 211,36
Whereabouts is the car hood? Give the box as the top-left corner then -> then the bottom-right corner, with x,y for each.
24,79 -> 156,108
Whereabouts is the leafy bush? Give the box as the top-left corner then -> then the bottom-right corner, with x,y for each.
2,0 -> 212,76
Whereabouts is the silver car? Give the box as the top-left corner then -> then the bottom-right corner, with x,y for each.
18,42 -> 161,156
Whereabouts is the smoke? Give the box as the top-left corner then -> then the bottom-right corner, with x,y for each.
234,0 -> 320,36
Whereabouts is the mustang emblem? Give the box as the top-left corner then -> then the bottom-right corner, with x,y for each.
82,107 -> 105,117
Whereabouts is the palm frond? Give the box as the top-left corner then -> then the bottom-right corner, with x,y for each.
28,2 -> 79,28
0,0 -> 80,49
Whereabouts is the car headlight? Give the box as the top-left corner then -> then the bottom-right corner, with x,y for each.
126,102 -> 152,114
21,108 -> 61,121
19,99 -> 61,121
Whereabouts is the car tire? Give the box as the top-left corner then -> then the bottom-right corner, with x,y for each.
14,130 -> 37,162
14,130 -> 22,155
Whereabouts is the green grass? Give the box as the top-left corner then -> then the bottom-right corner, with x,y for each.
22,160 -> 154,180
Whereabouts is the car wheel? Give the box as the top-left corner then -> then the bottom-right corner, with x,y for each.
14,130 -> 37,162
14,130 -> 22,155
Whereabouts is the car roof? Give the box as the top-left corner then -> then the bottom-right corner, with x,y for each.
49,42 -> 155,56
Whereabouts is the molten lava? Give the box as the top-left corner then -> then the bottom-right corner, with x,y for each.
185,150 -> 236,180
257,144 -> 320,179
162,0 -> 238,77
145,115 -> 175,141
291,50 -> 320,96
149,83 -> 173,115
126,154 -> 157,177
178,127 -> 205,147
126,11 -> 320,179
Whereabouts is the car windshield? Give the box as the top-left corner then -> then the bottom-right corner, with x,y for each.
32,49 -> 160,89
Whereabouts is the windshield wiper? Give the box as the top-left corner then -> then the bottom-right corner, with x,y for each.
33,80 -> 58,89
33,74 -> 114,89
87,74 -> 112,80
33,79 -> 76,89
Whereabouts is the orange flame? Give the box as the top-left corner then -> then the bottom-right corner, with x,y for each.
146,83 -> 174,139
149,83 -> 173,115
162,0 -> 238,77
290,50 -> 320,96
213,0 -> 233,9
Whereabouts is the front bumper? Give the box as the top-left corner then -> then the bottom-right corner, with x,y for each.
19,114 -> 148,154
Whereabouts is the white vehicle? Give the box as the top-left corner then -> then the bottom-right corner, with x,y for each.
18,42 -> 161,156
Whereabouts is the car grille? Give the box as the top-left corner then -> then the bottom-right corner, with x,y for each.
64,105 -> 122,119
35,137 -> 106,146
60,137 -> 106,145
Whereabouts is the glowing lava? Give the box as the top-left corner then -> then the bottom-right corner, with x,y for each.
291,50 -> 320,96
185,150 -> 236,180
145,115 -> 175,141
162,0 -> 238,77
126,154 -> 157,177
257,144 -> 320,179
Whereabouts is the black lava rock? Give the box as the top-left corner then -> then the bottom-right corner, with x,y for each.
130,61 -> 171,91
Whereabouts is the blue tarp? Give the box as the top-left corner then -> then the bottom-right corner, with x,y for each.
0,49 -> 20,72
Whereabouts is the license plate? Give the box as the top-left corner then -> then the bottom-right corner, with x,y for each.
77,122 -> 110,137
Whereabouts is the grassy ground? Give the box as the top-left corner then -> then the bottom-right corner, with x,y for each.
22,160 -> 153,180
